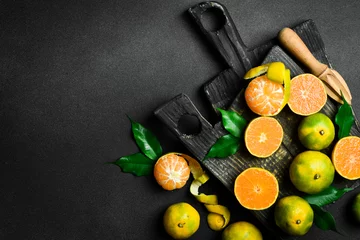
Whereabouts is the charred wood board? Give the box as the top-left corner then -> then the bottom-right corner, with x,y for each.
154,1 -> 360,238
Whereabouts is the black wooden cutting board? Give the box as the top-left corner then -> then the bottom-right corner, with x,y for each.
154,1 -> 360,237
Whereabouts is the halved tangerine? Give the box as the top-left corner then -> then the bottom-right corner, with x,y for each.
332,136 -> 360,180
234,167 -> 279,210
244,116 -> 283,158
244,75 -> 285,116
153,153 -> 190,190
288,73 -> 327,116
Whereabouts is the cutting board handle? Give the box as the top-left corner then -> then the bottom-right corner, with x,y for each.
188,1 -> 255,77
154,94 -> 221,160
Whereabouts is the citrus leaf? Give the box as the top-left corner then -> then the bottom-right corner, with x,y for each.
205,134 -> 240,159
335,94 -> 354,139
111,152 -> 154,176
304,186 -> 353,207
310,204 -> 342,234
129,117 -> 163,160
217,108 -> 247,138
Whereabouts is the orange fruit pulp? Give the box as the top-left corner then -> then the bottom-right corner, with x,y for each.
244,116 -> 283,158
288,73 -> 327,116
244,75 -> 285,116
234,167 -> 279,210
153,153 -> 190,190
332,136 -> 360,180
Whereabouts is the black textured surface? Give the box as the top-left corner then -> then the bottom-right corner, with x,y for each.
156,5 -> 360,238
2,1 -> 360,240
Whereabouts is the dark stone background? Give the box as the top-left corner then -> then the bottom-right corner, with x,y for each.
1,0 -> 360,239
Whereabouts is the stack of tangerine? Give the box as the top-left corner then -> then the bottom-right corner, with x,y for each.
153,62 -> 360,238
232,62 -> 360,236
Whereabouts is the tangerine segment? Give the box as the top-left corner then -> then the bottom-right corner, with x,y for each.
288,73 -> 327,116
154,153 -> 191,190
332,136 -> 360,180
245,75 -> 285,116
234,167 -> 279,210
245,117 -> 283,158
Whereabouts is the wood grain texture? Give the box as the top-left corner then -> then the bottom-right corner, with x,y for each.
154,2 -> 360,238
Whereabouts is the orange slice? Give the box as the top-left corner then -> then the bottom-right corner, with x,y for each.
244,116 -> 284,158
288,73 -> 327,116
332,136 -> 360,180
234,167 -> 279,210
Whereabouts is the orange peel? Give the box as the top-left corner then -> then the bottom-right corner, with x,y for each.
244,63 -> 269,80
169,153 -> 231,231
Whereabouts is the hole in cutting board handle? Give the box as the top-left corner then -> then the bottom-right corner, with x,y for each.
177,114 -> 202,135
200,7 -> 226,32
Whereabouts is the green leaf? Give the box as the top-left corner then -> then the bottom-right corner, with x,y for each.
205,134 -> 240,159
303,186 -> 353,207
217,108 -> 247,138
310,204 -> 340,233
129,117 -> 163,160
335,95 -> 355,139
111,152 -> 154,176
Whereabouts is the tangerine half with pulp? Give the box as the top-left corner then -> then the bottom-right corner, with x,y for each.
154,153 -> 190,190
288,73 -> 327,116
244,116 -> 283,158
332,136 -> 360,180
244,75 -> 285,116
234,167 -> 279,210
